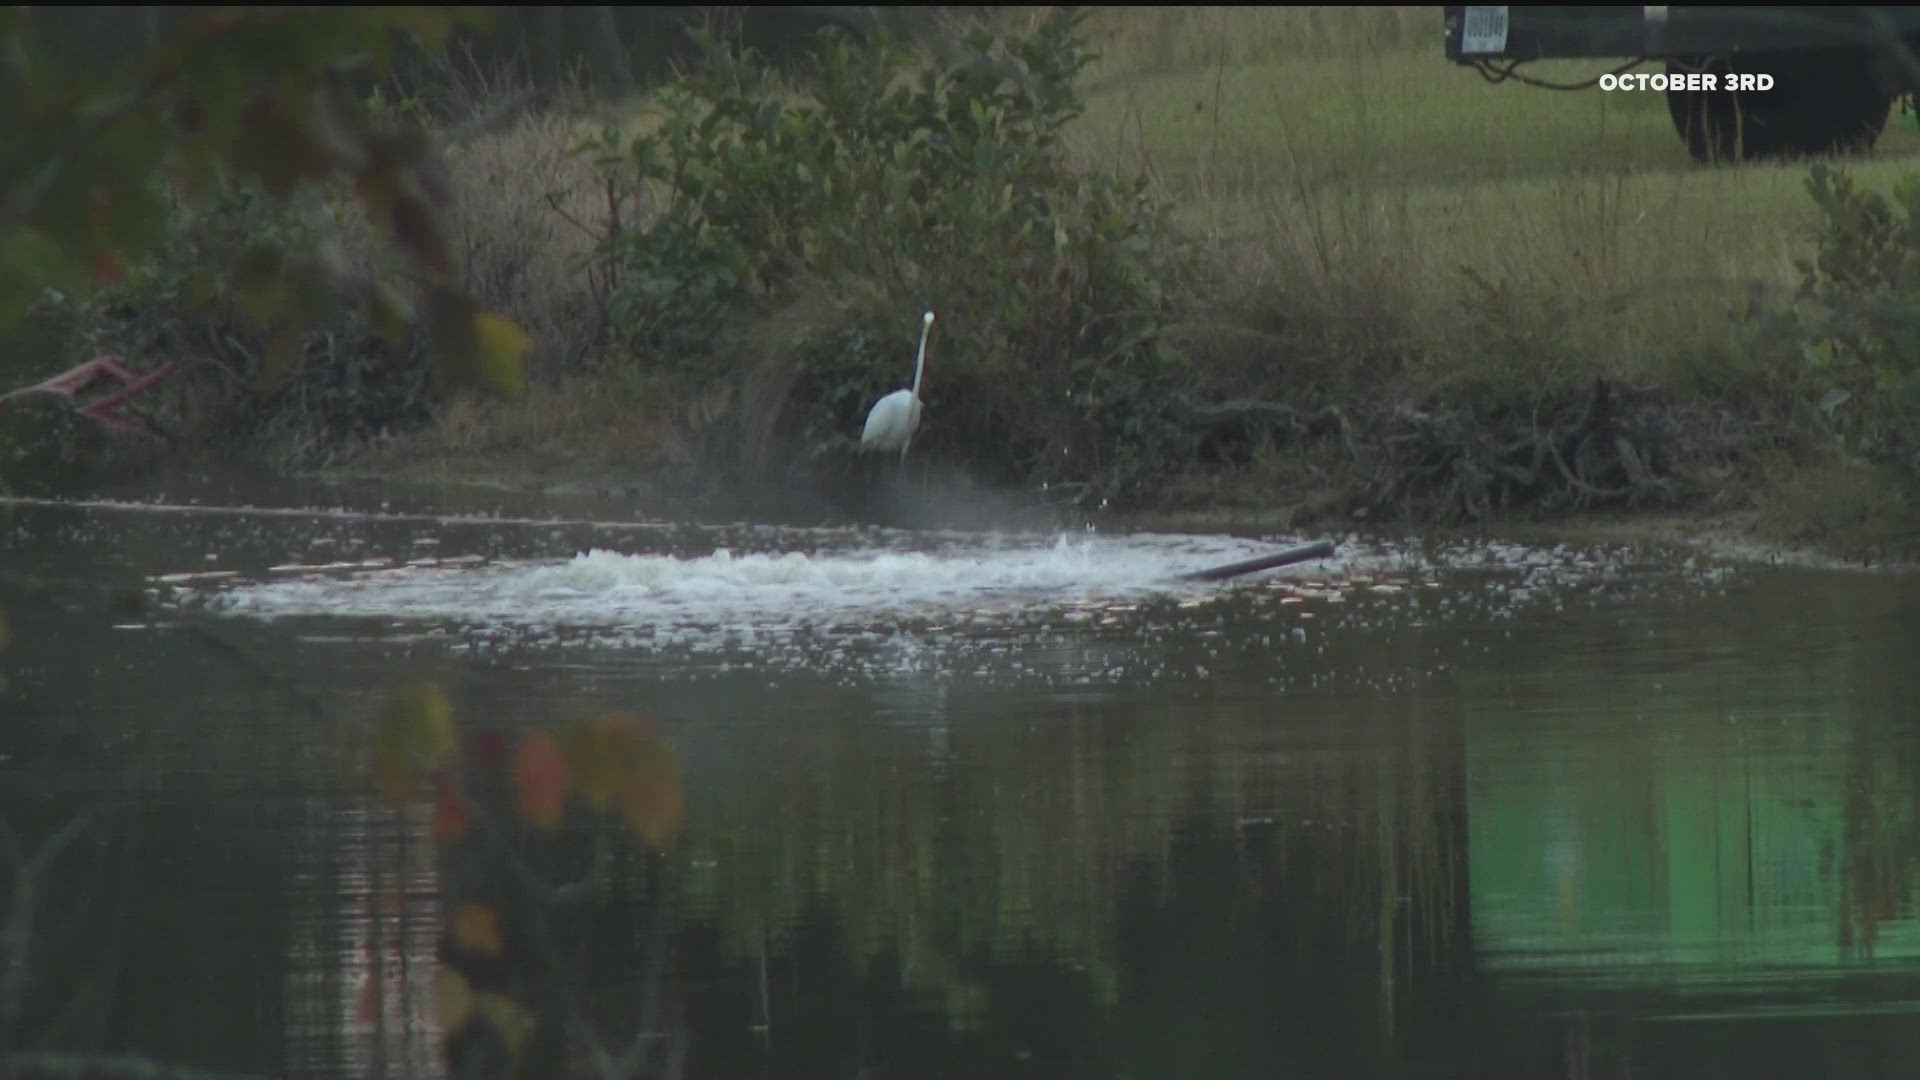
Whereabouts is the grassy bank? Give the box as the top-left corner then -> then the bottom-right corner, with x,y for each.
1065,6 -> 1920,549
8,6 -> 1919,554
1077,5 -> 1920,395
1041,7 -> 1913,548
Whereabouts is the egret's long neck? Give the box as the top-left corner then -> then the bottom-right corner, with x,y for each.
909,320 -> 932,395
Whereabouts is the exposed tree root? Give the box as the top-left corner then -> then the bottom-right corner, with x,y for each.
1179,378 -> 1708,523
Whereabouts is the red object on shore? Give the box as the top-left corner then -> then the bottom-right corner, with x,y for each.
0,355 -> 176,438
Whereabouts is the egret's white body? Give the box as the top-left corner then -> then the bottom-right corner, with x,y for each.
861,388 -> 922,450
860,311 -> 936,460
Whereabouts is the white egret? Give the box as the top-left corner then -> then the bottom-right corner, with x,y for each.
860,311 -> 936,461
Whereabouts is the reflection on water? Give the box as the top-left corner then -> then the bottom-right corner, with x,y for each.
318,805 -> 444,1080
2,494 -> 1917,1077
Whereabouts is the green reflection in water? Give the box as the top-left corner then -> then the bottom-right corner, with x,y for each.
1466,570 -> 1920,994
655,662 -> 1471,1077
8,499 -> 1920,1079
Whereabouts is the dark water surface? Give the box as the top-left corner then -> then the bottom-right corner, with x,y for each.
4,489 -> 1918,1078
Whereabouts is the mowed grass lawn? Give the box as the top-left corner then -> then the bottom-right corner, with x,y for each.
1065,6 -> 1920,397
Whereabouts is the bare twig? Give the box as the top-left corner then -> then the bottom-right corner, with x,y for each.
1544,432 -> 1634,502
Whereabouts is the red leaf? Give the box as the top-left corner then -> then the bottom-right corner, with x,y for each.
513,731 -> 569,830
433,774 -> 471,843
466,728 -> 508,771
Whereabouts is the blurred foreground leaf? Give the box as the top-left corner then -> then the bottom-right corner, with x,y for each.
562,714 -> 684,847
435,967 -> 474,1031
1,6 -> 527,401
427,287 -> 530,400
512,729 -> 569,830
473,311 -> 534,399
374,680 -> 455,804
451,902 -> 506,956
433,772 -> 472,842
473,991 -> 538,1058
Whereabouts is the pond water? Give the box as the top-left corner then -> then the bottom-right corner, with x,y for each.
3,487 -> 1918,1078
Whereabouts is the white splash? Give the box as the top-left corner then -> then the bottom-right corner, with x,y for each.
151,526 -> 1700,683
185,532 -> 1349,631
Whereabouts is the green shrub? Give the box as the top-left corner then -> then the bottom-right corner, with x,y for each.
587,8 -> 1191,500
1,8 -> 526,406
25,179 -> 439,456
1787,165 -> 1920,485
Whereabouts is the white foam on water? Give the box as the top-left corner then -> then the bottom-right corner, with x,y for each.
153,525 -> 1706,685
186,532 -> 1321,631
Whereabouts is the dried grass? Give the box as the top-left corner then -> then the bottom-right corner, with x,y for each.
1069,5 -> 1920,406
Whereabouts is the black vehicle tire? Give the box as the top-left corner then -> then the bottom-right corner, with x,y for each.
1665,50 -> 1891,163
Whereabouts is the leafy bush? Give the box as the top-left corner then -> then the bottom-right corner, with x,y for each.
2,8 -> 531,477
586,9 -> 1190,500
1786,165 -> 1920,485
26,179 -> 438,457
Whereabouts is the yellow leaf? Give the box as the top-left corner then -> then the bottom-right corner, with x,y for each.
619,762 -> 685,849
450,903 -> 505,956
422,287 -> 528,400
472,312 -> 531,401
560,715 -> 684,848
560,718 -> 629,810
614,727 -> 684,849
434,967 -> 474,1032
374,682 -> 456,805
473,992 -> 537,1057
